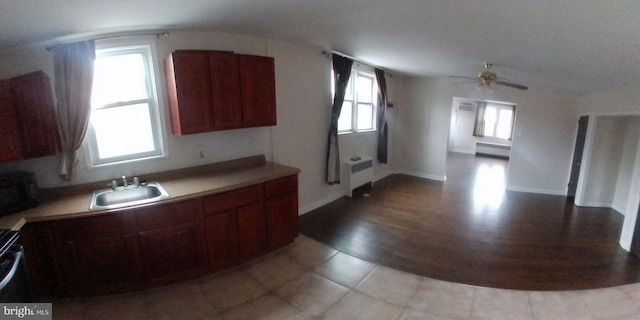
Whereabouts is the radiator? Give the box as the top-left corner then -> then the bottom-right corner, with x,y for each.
475,142 -> 511,159
343,157 -> 373,197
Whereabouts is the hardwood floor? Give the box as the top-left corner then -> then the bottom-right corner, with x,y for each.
300,153 -> 640,290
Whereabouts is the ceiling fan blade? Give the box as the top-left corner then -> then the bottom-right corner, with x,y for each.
496,80 -> 528,90
449,75 -> 476,80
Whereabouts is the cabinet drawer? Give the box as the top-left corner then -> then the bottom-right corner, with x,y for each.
203,184 -> 263,215
57,212 -> 135,240
265,175 -> 298,199
136,199 -> 202,230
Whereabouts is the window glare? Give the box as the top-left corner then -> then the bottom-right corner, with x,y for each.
484,107 -> 497,137
357,103 -> 373,130
338,102 -> 353,131
91,53 -> 148,107
92,104 -> 155,159
356,76 -> 373,103
496,109 -> 513,139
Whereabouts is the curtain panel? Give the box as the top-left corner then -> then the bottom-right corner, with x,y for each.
508,105 -> 517,141
326,54 -> 353,184
472,101 -> 487,137
53,40 -> 95,181
375,68 -> 389,164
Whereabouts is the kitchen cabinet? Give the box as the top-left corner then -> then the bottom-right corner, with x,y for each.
265,175 -> 299,249
10,71 -> 59,158
21,174 -> 298,298
136,199 -> 207,286
203,184 -> 263,269
165,50 -> 276,135
0,80 -> 22,162
55,212 -> 142,296
238,55 -> 277,127
0,71 -> 59,163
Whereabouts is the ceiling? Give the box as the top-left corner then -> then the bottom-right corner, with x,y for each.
2,0 -> 640,97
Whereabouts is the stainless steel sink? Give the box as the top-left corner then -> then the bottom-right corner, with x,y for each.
89,182 -> 170,210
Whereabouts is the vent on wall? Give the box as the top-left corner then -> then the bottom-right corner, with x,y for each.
459,102 -> 474,111
343,157 -> 373,197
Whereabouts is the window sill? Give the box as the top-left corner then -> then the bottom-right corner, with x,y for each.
338,129 -> 377,136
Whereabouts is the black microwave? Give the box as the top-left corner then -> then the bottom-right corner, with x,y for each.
0,171 -> 38,217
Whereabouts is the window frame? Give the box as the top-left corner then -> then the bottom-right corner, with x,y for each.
482,102 -> 515,140
336,66 -> 378,135
84,39 -> 165,167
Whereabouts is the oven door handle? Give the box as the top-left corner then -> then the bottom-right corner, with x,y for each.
0,251 -> 22,291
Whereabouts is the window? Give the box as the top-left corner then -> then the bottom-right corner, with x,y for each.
334,67 -> 377,133
482,103 -> 515,140
85,42 -> 164,166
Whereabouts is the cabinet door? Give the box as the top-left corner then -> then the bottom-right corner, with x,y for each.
204,211 -> 239,269
20,223 -> 62,297
56,212 -> 142,295
266,192 -> 299,249
10,71 -> 59,158
165,51 -> 214,135
0,80 -> 22,162
210,52 -> 243,130
138,220 -> 206,286
136,199 -> 206,286
63,234 -> 140,294
237,202 -> 267,260
238,55 -> 277,127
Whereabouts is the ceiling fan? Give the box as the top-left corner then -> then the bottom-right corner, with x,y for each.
451,63 -> 528,91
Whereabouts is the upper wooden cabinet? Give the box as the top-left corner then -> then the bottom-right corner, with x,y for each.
0,80 -> 22,162
0,71 -> 59,163
165,50 -> 276,135
238,55 -> 277,127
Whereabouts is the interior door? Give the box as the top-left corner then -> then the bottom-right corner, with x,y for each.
567,116 -> 589,201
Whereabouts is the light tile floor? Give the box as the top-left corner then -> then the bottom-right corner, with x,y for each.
53,235 -> 640,319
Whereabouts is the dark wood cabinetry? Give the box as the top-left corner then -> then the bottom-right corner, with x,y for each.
165,50 -> 276,135
136,199 -> 207,286
21,175 -> 298,298
56,213 -> 141,295
0,80 -> 22,162
265,175 -> 299,249
0,71 -> 59,163
238,55 -> 277,127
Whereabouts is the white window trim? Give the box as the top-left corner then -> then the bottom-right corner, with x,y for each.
482,102 -> 515,140
84,38 -> 166,168
337,65 -> 378,135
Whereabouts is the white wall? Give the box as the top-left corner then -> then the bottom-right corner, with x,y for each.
579,117 -> 626,207
577,84 -> 640,250
612,117 -> 640,213
0,30 -> 399,215
397,76 -> 578,193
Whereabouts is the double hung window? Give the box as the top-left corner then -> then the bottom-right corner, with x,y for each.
86,41 -> 164,166
335,67 -> 377,134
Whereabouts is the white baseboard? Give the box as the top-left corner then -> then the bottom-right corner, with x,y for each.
451,148 -> 475,155
574,201 -> 614,208
398,170 -> 447,182
505,186 -> 566,196
299,191 -> 344,215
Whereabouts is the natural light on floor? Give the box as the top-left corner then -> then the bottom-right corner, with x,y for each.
472,163 -> 506,210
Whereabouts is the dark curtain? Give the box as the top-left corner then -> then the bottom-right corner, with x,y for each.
326,54 -> 353,184
472,101 -> 487,137
53,40 -> 95,181
508,105 -> 517,141
375,68 -> 388,163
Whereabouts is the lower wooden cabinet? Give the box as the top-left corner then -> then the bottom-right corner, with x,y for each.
21,175 -> 298,297
136,199 -> 207,286
265,175 -> 299,249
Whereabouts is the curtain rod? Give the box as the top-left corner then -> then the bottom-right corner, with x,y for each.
323,49 -> 392,76
46,30 -> 169,51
